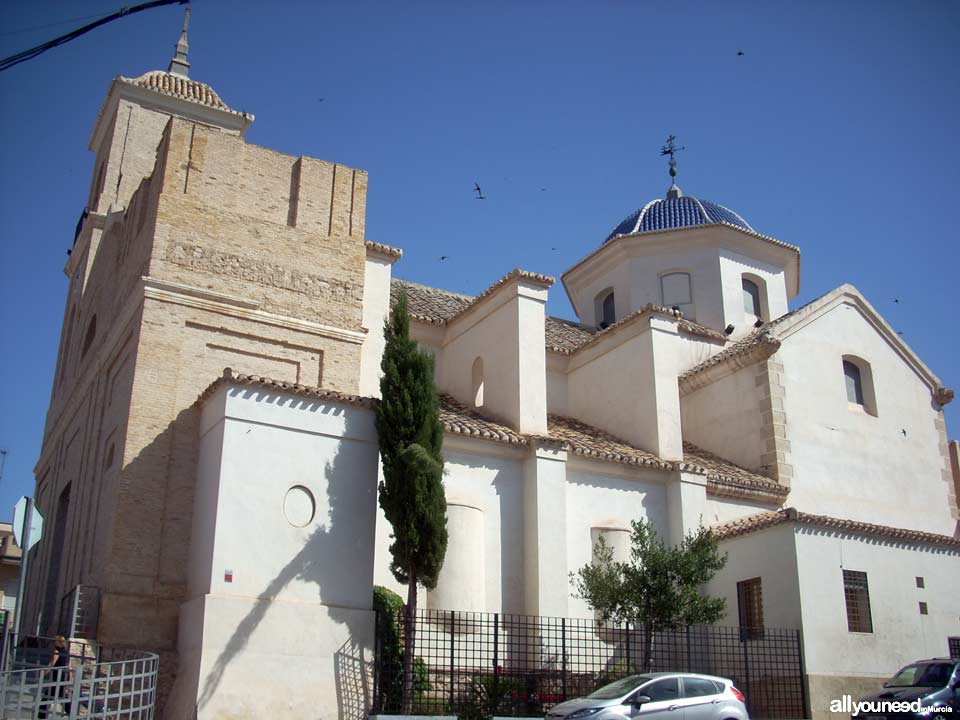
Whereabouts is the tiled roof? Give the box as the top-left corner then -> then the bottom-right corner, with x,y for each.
393,279 -> 472,326
681,442 -> 788,502
440,397 -> 780,502
393,279 -> 723,351
605,196 -> 753,243
365,240 -> 403,258
196,371 -> 782,501
439,395 -> 529,445
119,71 -> 245,115
197,368 -> 375,408
547,413 -> 672,469
545,317 -> 597,353
711,508 -> 960,549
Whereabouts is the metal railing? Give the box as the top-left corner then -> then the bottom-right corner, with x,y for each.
0,635 -> 158,719
375,608 -> 807,718
58,586 -> 101,640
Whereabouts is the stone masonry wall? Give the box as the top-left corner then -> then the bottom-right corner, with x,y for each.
30,99 -> 370,716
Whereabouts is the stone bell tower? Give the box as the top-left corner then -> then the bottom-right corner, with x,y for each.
27,9 -> 377,710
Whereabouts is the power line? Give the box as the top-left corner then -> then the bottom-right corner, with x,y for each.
0,0 -> 188,73
0,8 -> 117,38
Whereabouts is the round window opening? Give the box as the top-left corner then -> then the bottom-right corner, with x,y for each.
283,485 -> 316,528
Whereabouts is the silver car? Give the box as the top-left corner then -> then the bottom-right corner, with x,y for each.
545,672 -> 750,720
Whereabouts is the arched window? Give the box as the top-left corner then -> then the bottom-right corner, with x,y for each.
81,315 -> 97,359
660,272 -> 695,319
471,357 -> 484,408
842,355 -> 877,416
742,278 -> 762,317
843,360 -> 864,405
594,288 -> 616,329
58,305 -> 77,385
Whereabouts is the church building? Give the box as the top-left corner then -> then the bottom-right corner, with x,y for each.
24,14 -> 960,720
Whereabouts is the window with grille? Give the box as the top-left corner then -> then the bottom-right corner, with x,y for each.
843,569 -> 873,633
919,602 -> 928,615
737,577 -> 764,640
948,637 -> 960,659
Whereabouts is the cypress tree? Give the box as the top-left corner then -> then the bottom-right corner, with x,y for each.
376,290 -> 448,712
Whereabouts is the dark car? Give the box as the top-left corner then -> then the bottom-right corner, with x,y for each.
856,658 -> 959,719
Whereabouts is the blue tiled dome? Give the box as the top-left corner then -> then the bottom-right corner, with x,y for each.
605,194 -> 753,244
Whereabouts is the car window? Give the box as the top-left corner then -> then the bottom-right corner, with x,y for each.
684,677 -> 722,698
643,678 -> 680,702
889,663 -> 954,687
587,675 -> 651,700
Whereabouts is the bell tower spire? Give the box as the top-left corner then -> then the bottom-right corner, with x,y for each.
167,7 -> 190,77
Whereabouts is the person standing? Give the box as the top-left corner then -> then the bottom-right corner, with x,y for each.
39,635 -> 71,719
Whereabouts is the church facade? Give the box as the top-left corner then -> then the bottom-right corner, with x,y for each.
24,18 -> 960,720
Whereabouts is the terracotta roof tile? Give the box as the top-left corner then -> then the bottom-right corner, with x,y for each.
547,414 -> 673,470
681,442 -> 788,502
119,71 -> 246,115
196,372 -> 782,502
197,368 -> 375,408
393,279 -> 723,352
365,240 -> 403,258
439,395 -> 529,445
711,508 -> 960,548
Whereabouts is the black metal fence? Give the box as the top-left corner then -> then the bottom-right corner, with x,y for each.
374,609 -> 807,718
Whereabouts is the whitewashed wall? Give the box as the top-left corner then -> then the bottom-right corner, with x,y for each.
359,253 -> 394,398
705,525 -> 803,631
373,437 -> 527,614
566,462 -> 669,619
170,384 -> 381,720
794,529 -> 960,678
681,362 -> 768,473
778,303 -> 953,534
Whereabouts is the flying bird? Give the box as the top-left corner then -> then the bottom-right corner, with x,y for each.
737,50 -> 745,56
474,183 -> 485,200
901,429 -> 907,437
439,256 -> 449,261
893,298 -> 900,303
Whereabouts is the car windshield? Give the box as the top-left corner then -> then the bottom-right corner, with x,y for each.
586,675 -> 652,700
886,663 -> 954,688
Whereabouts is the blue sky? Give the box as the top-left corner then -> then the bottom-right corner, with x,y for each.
1,1 -> 958,521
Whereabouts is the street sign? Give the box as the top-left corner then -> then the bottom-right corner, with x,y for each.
12,496 -> 43,550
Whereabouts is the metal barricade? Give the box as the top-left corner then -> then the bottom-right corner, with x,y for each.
0,637 -> 158,719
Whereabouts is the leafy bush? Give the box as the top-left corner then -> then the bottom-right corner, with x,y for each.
373,586 -> 431,712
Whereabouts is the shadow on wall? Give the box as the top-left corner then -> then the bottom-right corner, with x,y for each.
196,398 -> 376,717
335,636 -> 373,720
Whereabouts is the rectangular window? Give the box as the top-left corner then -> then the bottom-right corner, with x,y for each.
916,576 -> 925,588
737,577 -> 764,640
843,569 -> 873,633
949,637 -> 960,659
919,602 -> 928,615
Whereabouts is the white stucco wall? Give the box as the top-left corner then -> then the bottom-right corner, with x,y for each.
681,362 -> 768,473
437,280 -> 548,433
793,528 -> 960,678
566,461 -> 669,619
718,250 -> 789,339
564,226 -> 798,335
778,302 -> 953,534
568,319 -> 683,460
359,254 -> 394,398
373,437 -> 527,614
172,384 -> 381,720
704,495 -> 782,526
706,525 -> 803,631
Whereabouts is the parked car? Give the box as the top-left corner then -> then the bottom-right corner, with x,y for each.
856,658 -> 960,719
545,672 -> 749,719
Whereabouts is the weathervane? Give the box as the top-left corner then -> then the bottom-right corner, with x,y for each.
660,134 -> 685,181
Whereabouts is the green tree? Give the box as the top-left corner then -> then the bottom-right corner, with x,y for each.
376,291 -> 448,712
571,519 -> 727,673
